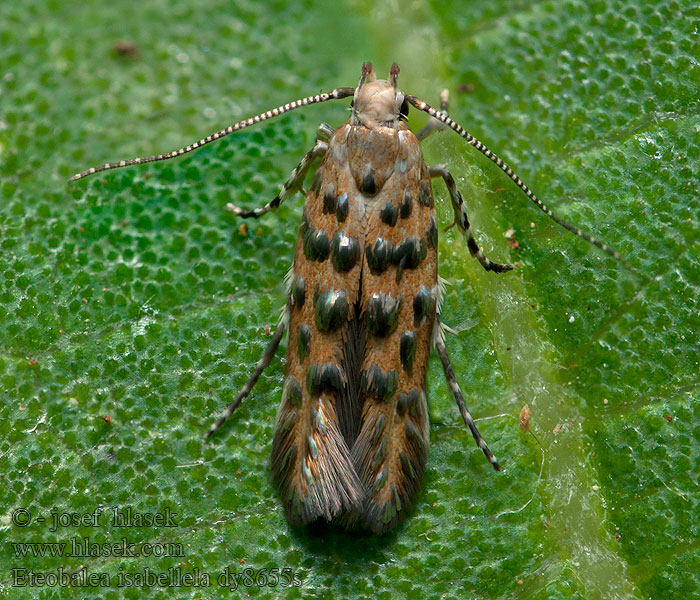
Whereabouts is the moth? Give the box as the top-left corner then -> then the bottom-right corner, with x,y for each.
70,62 -> 626,533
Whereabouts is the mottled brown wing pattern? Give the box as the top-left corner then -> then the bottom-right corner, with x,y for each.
271,118 -> 439,532
349,123 -> 438,533
270,123 -> 367,524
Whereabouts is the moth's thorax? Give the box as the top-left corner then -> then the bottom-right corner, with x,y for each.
352,80 -> 405,129
330,121 -> 423,198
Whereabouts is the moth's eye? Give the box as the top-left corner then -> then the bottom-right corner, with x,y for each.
399,98 -> 409,120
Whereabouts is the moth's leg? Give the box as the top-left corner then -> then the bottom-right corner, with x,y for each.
434,331 -> 500,471
206,314 -> 287,438
416,89 -> 449,141
315,122 -> 335,143
225,126 -> 330,218
430,164 -> 515,273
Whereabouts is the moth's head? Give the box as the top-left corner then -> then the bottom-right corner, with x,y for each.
351,62 -> 408,129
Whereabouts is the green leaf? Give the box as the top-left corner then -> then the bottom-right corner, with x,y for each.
1,1 -> 698,599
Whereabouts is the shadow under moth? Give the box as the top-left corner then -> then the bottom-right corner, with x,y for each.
70,61 -> 627,533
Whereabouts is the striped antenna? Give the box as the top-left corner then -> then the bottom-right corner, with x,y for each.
68,87 -> 355,182
406,94 -> 631,270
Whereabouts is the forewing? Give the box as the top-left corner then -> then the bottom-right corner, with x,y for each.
270,126 -> 367,524
351,125 -> 439,533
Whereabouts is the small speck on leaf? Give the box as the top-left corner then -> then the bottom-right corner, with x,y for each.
112,41 -> 141,59
519,405 -> 531,432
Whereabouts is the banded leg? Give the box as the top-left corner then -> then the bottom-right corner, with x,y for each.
430,164 -> 515,273
416,89 -> 449,141
314,122 -> 335,143
434,333 -> 500,471
225,124 -> 333,218
206,316 -> 287,438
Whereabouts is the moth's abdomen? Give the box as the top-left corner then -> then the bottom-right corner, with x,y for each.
351,124 -> 438,533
